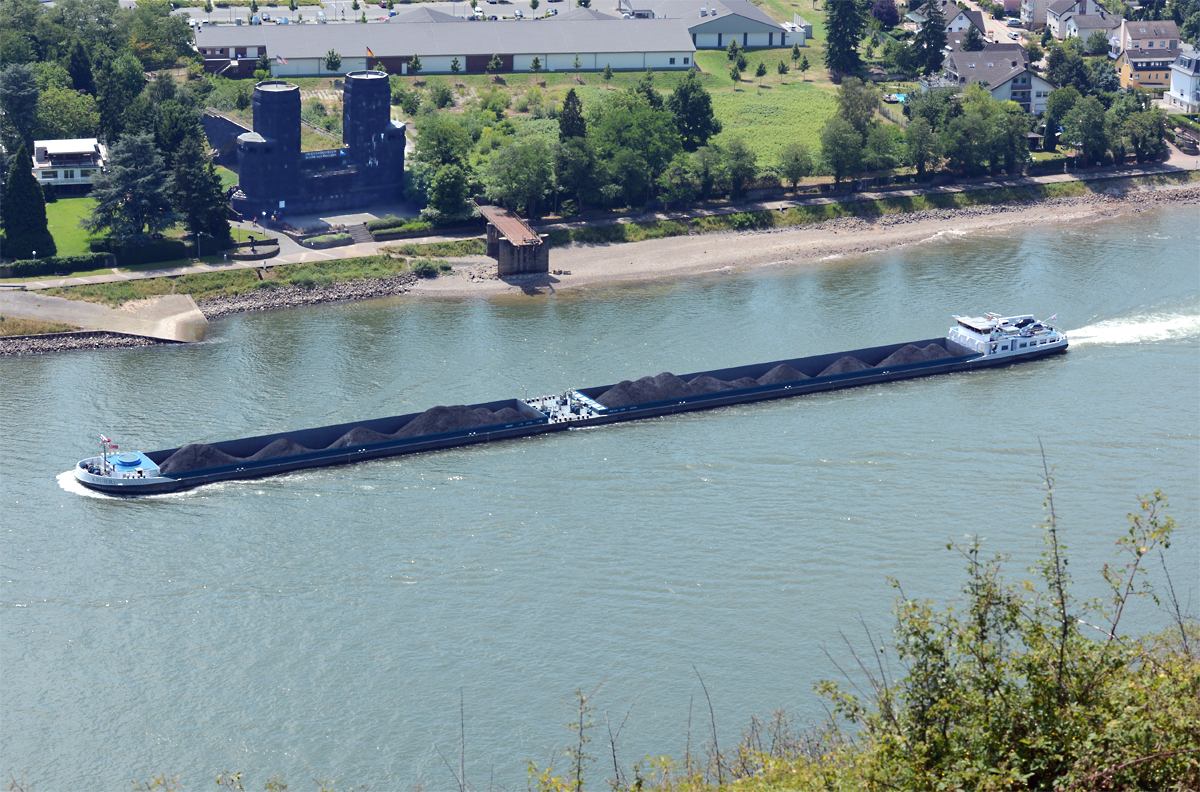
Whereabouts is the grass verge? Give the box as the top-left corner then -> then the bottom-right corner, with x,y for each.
44,255 -> 442,308
383,239 -> 488,257
0,316 -> 76,336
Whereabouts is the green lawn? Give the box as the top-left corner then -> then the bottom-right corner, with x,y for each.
706,74 -> 837,162
45,197 -> 104,257
215,165 -> 239,190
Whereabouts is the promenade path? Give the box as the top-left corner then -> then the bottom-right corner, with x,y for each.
8,152 -> 1197,295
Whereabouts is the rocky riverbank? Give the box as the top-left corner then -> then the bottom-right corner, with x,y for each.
0,331 -> 169,356
199,272 -> 418,319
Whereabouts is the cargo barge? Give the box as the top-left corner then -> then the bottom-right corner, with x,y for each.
74,314 -> 1067,496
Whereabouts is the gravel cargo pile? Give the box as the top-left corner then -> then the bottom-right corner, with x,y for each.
818,356 -> 871,377
877,343 -> 955,368
598,364 -> 811,407
156,403 -> 528,474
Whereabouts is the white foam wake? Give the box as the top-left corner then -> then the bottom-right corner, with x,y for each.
57,469 -> 116,499
1068,311 -> 1200,346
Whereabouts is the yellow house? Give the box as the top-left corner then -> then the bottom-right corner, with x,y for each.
1116,47 -> 1178,90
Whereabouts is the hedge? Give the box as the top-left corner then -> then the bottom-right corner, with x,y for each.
6,253 -> 113,278
366,216 -> 432,233
302,232 -> 353,249
111,240 -> 190,267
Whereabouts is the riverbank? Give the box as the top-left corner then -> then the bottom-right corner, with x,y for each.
411,181 -> 1200,298
3,177 -> 1195,356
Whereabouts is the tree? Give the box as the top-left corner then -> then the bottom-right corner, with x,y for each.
962,24 -> 985,51
427,164 -> 472,219
777,141 -> 813,189
530,0 -> 539,9
1025,39 -> 1044,66
836,77 -> 883,138
727,39 -> 741,61
450,57 -> 461,75
778,60 -> 790,78
1123,109 -> 1167,163
555,135 -> 596,207
352,0 -> 359,8
792,42 -> 801,66
1085,29 -> 1109,55
723,136 -> 757,197
2,143 -> 56,259
83,132 -> 179,245
530,56 -> 541,73
559,88 -> 586,140
573,54 -> 582,80
324,49 -> 342,73
250,0 -> 258,12
904,115 -> 939,177
825,0 -> 866,74
0,63 -> 38,153
35,85 -> 100,141
1046,44 -> 1088,92
1061,94 -> 1108,165
256,52 -> 271,74
603,62 -> 613,82
171,134 -> 230,243
68,39 -> 95,95
729,65 -> 742,83
1088,58 -> 1120,93
206,0 -> 214,12
656,152 -> 696,208
359,11 -> 367,23
409,55 -> 423,76
870,0 -> 900,28
863,124 -> 902,171
755,61 -> 767,79
483,136 -> 554,217
666,70 -> 721,151
820,116 -> 864,185
799,54 -> 810,80
635,68 -> 663,108
488,53 -> 504,77
589,90 -> 682,204
913,0 -> 948,74
1043,86 -> 1080,151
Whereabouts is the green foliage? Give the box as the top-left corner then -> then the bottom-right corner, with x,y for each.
603,62 -> 613,82
488,53 -> 504,75
820,116 -> 863,185
323,49 -> 342,73
171,134 -> 232,242
1061,94 -> 1108,165
427,78 -> 454,109
1044,86 -> 1081,151
301,232 -> 353,248
777,141 -> 814,188
904,115 -> 939,176
666,70 -> 721,152
708,81 -> 835,164
7,253 -> 110,278
483,135 -> 554,216
409,257 -> 451,278
385,238 -> 486,257
722,136 -> 757,197
962,23 -> 985,51
825,0 -> 866,74
451,57 -> 461,75
0,63 -> 39,153
410,54 -> 423,75
559,88 -> 586,140
84,132 -> 178,245
426,164 -> 472,220
2,142 -> 57,259
913,0 -> 948,74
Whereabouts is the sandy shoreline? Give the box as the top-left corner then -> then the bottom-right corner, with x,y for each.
2,183 -> 1196,356
408,183 -> 1200,299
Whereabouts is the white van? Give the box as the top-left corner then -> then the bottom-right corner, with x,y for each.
316,10 -> 326,21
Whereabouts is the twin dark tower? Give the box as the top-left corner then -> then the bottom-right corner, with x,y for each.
234,72 -> 406,218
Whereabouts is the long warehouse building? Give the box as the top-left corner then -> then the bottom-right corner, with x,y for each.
196,1 -> 796,77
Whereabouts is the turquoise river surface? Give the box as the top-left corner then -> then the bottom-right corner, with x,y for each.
2,204 -> 1198,790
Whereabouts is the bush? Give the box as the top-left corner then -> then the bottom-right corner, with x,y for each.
302,232 -> 353,249
366,215 -> 431,233
41,183 -> 57,203
7,253 -> 112,277
410,257 -> 450,278
110,240 -> 190,267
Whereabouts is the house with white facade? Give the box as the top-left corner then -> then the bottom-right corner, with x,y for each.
1110,18 -> 1178,57
1062,10 -> 1121,45
1045,0 -> 1104,39
1167,52 -> 1200,112
618,0 -> 795,48
32,138 -> 106,195
942,45 -> 1055,114
1021,0 -> 1050,30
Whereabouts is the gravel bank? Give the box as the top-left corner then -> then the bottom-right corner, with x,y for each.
0,331 -> 169,356
198,272 -> 418,319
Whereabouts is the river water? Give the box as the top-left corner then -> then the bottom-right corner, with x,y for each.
3,205 -> 1198,790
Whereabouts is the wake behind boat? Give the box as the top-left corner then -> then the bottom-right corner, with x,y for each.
73,313 -> 1067,496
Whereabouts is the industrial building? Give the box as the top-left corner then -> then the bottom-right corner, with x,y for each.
232,72 -> 406,217
196,0 -> 796,77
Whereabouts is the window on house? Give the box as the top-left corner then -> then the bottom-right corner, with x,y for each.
670,57 -> 676,64
43,171 -> 58,179
683,57 -> 689,64
64,170 -> 75,179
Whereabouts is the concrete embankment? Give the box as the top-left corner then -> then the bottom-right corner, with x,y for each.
0,291 -> 209,351
198,272 -> 417,319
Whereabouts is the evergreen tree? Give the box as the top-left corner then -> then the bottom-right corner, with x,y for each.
603,62 -> 613,82
666,70 -> 721,151
559,88 -> 586,140
778,60 -> 790,78
792,41 -> 802,65
68,40 -> 95,95
410,55 -> 423,75
0,64 -> 39,153
635,68 -> 663,109
727,39 -> 741,61
799,54 -> 810,79
914,1 -> 948,74
171,135 -> 231,244
825,0 -> 866,75
84,132 -> 179,245
962,24 -> 985,51
488,53 -> 504,76
755,61 -> 768,79
530,56 -> 542,73
2,143 -> 56,259
324,49 -> 342,73
451,57 -> 461,75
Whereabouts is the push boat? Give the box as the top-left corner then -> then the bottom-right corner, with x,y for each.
74,314 -> 1067,496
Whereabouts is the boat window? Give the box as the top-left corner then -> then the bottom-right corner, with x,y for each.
1001,345 -> 1008,350
1020,343 -> 1027,348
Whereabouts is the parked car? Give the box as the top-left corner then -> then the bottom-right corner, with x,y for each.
1008,30 -> 1019,39
1006,18 -> 1022,26
514,9 -> 522,17
260,10 -> 270,20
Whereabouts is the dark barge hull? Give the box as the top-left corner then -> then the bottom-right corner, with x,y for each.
78,336 -> 1065,495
